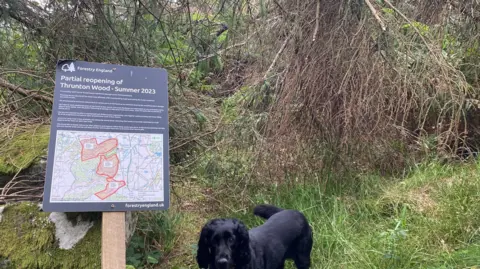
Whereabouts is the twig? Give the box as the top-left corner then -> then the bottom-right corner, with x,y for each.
0,78 -> 53,103
0,175 -> 45,204
263,35 -> 290,80
312,0 -> 321,41
365,0 -> 386,31
273,0 -> 288,16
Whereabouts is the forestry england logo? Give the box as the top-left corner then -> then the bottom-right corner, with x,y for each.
61,62 -> 76,72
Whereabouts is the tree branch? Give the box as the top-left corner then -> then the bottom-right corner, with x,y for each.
312,0 -> 320,41
365,0 -> 386,31
263,35 -> 290,80
0,0 -> 48,35
0,78 -> 53,103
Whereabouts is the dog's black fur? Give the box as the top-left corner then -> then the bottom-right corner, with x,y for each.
196,204 -> 313,269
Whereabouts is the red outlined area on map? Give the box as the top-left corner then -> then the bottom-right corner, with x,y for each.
80,138 -> 125,200
97,155 -> 120,179
95,180 -> 127,200
80,138 -> 118,161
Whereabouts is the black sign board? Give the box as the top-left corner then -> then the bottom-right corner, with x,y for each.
42,60 -> 169,212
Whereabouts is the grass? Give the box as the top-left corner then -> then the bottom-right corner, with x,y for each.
141,159 -> 480,269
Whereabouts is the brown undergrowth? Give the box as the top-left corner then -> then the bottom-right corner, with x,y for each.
250,0 -> 480,179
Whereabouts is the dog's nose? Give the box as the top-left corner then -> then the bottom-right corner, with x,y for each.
216,257 -> 229,268
217,258 -> 228,264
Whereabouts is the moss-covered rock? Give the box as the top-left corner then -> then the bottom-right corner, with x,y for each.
0,124 -> 50,175
0,202 -> 101,269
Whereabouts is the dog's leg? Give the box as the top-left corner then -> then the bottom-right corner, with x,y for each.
293,228 -> 313,269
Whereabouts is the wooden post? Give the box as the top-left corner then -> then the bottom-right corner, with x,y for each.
102,212 -> 126,269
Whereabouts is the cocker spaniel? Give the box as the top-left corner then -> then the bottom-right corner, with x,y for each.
196,204 -> 313,269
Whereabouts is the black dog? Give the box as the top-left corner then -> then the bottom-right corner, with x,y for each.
196,204 -> 313,269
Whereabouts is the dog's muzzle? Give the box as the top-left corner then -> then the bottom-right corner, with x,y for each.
215,257 -> 232,269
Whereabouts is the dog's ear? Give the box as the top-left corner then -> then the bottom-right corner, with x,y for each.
196,221 -> 213,268
233,220 -> 251,267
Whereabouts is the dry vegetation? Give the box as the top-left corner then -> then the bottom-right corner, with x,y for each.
258,0 -> 480,179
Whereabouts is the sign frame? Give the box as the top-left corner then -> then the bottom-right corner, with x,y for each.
42,60 -> 170,212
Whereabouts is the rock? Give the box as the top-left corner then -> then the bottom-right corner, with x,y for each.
49,212 -> 95,250
0,258 -> 11,269
59,211 -> 137,247
125,211 -> 138,247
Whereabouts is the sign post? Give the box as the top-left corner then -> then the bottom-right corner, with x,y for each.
42,60 -> 170,268
102,212 -> 126,269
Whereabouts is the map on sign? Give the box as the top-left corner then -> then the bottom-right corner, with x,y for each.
50,130 -> 164,203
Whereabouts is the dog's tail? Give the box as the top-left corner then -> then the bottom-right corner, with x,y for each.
253,204 -> 284,219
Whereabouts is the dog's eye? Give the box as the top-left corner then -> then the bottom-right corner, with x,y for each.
228,237 -> 234,243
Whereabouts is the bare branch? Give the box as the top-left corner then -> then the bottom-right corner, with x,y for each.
312,0 -> 320,41
0,0 -> 48,34
0,78 -> 53,103
365,0 -> 386,31
263,35 -> 290,80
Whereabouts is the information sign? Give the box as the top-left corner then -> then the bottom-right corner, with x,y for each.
42,60 -> 169,212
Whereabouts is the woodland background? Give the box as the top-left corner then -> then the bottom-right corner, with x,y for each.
1,0 -> 480,268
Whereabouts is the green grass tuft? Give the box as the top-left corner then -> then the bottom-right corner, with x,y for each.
127,211 -> 182,268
